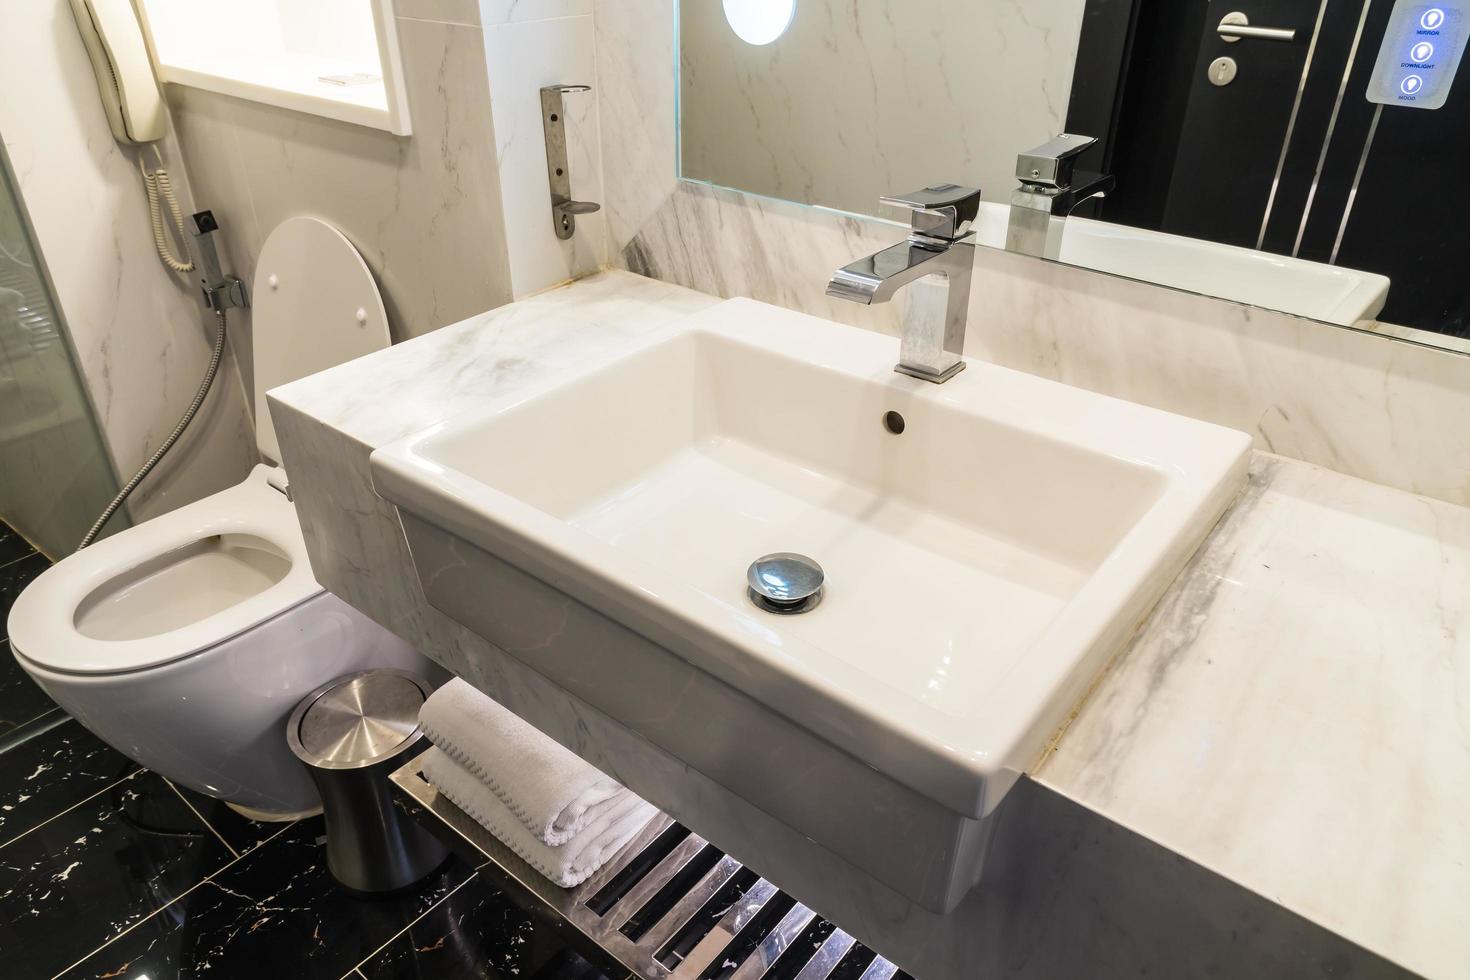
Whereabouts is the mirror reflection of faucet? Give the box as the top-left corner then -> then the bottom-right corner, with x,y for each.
1006,133 -> 1116,260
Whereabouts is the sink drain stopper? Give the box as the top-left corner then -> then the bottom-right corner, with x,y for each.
746,552 -> 825,614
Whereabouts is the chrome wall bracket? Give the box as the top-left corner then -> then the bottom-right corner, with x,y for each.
540,84 -> 601,241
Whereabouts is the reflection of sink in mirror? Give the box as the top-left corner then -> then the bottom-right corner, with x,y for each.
970,202 -> 1390,327
372,298 -> 1253,912
678,0 -> 1469,347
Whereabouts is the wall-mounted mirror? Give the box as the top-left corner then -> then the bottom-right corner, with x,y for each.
679,0 -> 1470,350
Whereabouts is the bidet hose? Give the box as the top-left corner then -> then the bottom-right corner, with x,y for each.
78,307 -> 227,550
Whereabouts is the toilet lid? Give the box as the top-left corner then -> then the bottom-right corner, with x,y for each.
252,218 -> 391,464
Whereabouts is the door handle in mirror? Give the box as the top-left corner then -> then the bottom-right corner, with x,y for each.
1218,11 -> 1297,42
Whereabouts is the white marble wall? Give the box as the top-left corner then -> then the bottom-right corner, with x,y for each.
592,0 -> 1470,508
169,4 -> 517,406
680,0 -> 1086,217
481,1 -> 607,297
398,0 -> 607,298
0,0 -> 256,527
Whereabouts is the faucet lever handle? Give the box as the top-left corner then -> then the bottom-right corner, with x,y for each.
1016,133 -> 1099,189
879,184 -> 982,241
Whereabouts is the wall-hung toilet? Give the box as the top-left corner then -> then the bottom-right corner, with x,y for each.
7,217 -> 437,820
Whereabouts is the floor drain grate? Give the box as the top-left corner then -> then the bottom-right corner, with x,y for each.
390,756 -> 910,980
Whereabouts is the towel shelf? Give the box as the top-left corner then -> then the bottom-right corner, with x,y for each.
388,754 -> 912,980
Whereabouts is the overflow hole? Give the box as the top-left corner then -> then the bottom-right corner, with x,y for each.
882,411 -> 905,435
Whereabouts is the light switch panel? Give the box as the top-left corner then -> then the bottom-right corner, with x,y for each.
1367,2 -> 1468,109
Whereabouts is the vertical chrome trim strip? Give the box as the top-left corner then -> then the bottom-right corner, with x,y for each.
1331,103 -> 1383,264
1293,0 -> 1376,256
1256,0 -> 1333,250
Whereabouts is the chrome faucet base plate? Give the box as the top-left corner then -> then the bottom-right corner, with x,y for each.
894,360 -> 966,384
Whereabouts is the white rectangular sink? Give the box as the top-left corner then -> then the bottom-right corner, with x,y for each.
372,298 -> 1251,910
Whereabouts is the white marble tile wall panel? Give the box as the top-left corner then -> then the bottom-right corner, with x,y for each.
1040,454 -> 1470,980
483,10 -> 606,297
396,0 -> 480,26
680,0 -> 1085,216
593,0 -> 1470,508
168,11 -> 516,407
481,0 -> 592,24
0,0 -> 257,524
266,273 -> 1416,979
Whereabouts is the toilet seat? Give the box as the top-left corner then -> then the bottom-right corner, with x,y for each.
9,217 -> 391,677
9,465 -> 321,675
2,217 -> 422,816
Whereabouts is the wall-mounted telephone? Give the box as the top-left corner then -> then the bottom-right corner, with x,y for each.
69,0 -> 166,144
68,0 -> 194,273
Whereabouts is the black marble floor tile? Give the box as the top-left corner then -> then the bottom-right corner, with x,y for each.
0,640 -> 59,738
0,769 -> 234,979
0,719 -> 138,846
0,524 -> 37,567
0,551 -> 49,640
164,780 -> 285,858
358,871 -> 626,980
58,819 -> 474,980
0,547 -> 60,736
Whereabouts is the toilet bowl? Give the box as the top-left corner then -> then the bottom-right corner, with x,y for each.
6,217 -> 436,818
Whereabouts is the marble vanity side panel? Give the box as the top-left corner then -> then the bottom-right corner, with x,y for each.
168,11 -> 515,401
483,12 -> 607,297
1039,454 -> 1470,980
593,0 -> 1470,507
267,398 -> 1410,980
1,0 -> 257,522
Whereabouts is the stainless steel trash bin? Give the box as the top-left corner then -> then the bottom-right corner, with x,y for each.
287,669 -> 449,894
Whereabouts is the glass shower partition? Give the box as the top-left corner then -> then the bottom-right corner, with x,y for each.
0,142 -> 123,558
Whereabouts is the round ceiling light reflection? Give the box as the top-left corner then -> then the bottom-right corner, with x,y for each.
722,0 -> 797,45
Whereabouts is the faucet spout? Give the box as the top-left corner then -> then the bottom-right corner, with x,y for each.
825,239 -> 956,306
826,184 -> 981,384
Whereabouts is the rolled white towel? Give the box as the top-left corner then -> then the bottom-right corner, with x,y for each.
419,679 -> 630,846
421,747 -> 656,888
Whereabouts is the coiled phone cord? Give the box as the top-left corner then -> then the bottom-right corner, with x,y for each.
140,145 -> 193,274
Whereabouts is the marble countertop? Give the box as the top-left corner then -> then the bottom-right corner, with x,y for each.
272,270 -> 1468,980
1039,453 -> 1470,979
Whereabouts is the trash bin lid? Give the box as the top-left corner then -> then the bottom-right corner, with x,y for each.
290,670 -> 430,769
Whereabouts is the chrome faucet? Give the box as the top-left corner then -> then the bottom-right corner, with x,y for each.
1005,134 -> 1115,260
826,184 -> 981,384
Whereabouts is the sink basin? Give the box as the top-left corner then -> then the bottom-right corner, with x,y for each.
372,297 -> 1251,910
